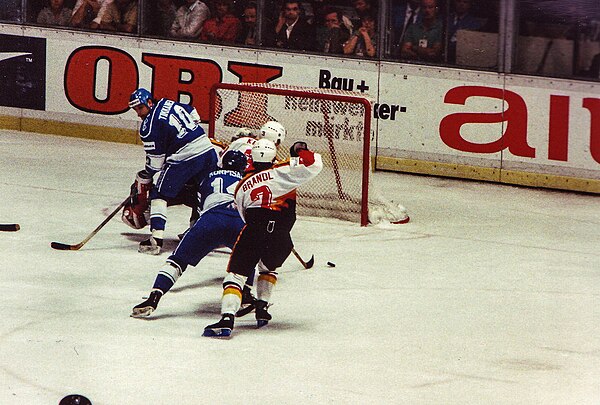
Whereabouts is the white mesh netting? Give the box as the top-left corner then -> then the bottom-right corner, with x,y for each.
209,83 -> 408,225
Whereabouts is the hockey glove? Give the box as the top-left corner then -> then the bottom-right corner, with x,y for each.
289,141 -> 308,157
122,170 -> 153,229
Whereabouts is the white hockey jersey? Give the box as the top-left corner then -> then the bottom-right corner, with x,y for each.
234,150 -> 323,222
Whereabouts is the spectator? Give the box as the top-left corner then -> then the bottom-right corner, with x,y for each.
37,0 -> 72,26
150,0 -> 177,37
236,1 -> 257,45
200,0 -> 241,43
401,0 -> 443,62
391,0 -> 421,57
317,7 -> 350,54
0,0 -> 22,21
170,0 -> 210,39
447,0 -> 483,63
273,1 -> 315,51
582,53 -> 600,79
343,13 -> 377,58
70,0 -> 113,29
92,0 -> 137,32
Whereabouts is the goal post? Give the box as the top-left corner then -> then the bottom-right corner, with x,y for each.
208,82 -> 408,226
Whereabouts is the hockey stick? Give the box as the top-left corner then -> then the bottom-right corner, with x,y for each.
213,247 -> 314,269
50,198 -> 128,251
292,248 -> 314,269
0,224 -> 20,232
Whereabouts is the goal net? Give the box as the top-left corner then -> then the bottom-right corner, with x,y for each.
208,83 -> 408,226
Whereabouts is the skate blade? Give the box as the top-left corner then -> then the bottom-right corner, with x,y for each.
202,328 -> 232,338
256,319 -> 269,328
130,306 -> 154,318
138,247 -> 161,255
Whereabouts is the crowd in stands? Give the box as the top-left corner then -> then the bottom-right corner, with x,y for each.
2,0 -> 597,76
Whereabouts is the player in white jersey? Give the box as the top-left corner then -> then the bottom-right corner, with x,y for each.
203,138 -> 323,337
217,121 -> 287,171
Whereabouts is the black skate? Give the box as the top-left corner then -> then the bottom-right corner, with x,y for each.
255,300 -> 271,328
235,285 -> 257,317
131,290 -> 163,318
138,236 -> 163,255
203,314 -> 235,337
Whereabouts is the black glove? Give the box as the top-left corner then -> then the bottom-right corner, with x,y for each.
289,141 -> 308,157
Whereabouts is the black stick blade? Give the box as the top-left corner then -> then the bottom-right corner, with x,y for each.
305,255 -> 315,269
0,224 -> 20,232
50,241 -> 80,250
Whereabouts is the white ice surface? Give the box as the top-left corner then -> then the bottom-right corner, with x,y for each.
0,130 -> 599,405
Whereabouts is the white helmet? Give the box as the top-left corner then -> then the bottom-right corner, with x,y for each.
251,138 -> 277,163
259,121 -> 286,146
231,127 -> 256,142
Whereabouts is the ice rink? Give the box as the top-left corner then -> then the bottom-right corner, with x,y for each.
0,129 -> 598,404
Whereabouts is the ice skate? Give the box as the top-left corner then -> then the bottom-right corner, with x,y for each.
131,290 -> 163,318
235,285 -> 257,317
203,314 -> 235,337
255,300 -> 271,328
138,236 -> 163,255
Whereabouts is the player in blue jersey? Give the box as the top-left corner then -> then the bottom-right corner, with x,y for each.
131,150 -> 254,318
127,88 -> 218,255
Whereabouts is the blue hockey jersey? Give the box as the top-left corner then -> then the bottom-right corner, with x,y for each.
198,169 -> 244,216
139,98 -> 214,175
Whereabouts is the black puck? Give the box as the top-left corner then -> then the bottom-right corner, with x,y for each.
59,394 -> 92,405
327,261 -> 336,267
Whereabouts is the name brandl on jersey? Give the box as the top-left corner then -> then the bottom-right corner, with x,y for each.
241,172 -> 274,192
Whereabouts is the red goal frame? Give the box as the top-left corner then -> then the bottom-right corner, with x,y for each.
208,82 -> 372,226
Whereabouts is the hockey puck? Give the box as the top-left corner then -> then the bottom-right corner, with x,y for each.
327,261 -> 336,267
0,224 -> 20,232
59,394 -> 92,405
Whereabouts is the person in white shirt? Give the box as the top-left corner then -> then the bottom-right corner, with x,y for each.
169,0 -> 210,39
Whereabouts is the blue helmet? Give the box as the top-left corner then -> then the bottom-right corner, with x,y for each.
128,88 -> 153,109
221,150 -> 248,173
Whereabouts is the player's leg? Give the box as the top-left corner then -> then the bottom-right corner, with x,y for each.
132,212 -> 228,317
203,224 -> 263,337
255,230 -> 294,327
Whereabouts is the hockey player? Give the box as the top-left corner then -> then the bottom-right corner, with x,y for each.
203,138 -> 323,337
131,150 -> 249,318
127,88 -> 218,255
218,120 -> 287,169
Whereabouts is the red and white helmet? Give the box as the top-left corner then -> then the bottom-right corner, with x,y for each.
259,121 -> 286,146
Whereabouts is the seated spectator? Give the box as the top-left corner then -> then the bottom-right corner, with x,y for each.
273,1 -> 315,51
0,0 -> 22,21
447,0 -> 483,63
170,0 -> 210,39
86,0 -> 136,32
401,0 -> 443,62
343,13 -> 377,58
236,1 -> 257,45
391,0 -> 421,57
70,0 -> 112,29
149,0 -> 177,37
200,0 -> 241,43
350,0 -> 374,28
317,7 -> 350,54
37,0 -> 72,26
582,53 -> 600,79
